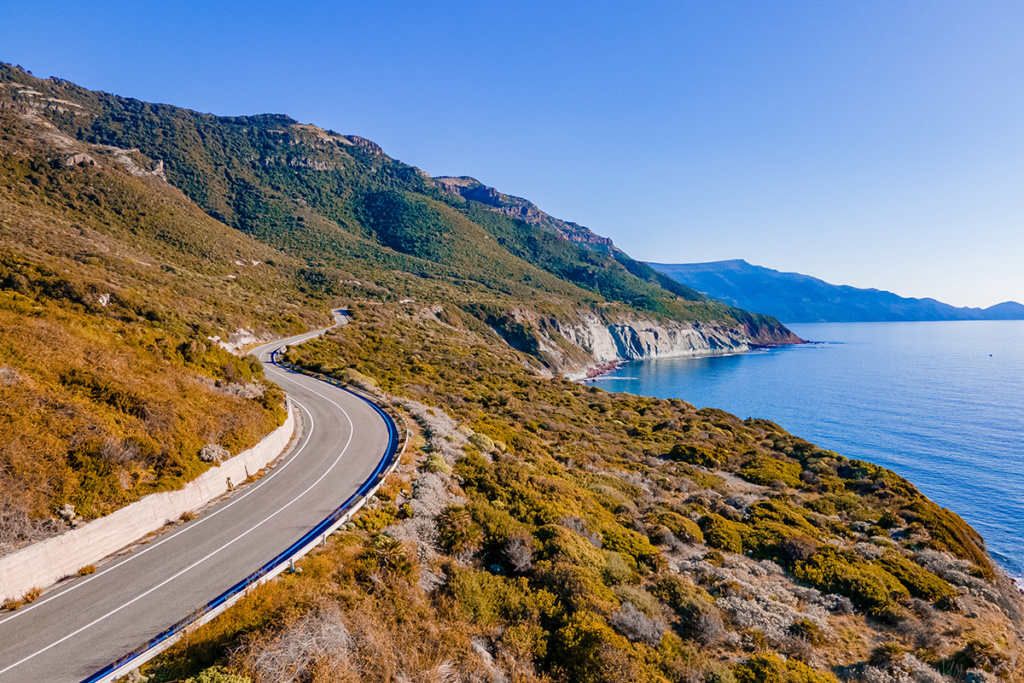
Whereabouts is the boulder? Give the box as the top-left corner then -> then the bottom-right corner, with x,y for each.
199,444 -> 230,463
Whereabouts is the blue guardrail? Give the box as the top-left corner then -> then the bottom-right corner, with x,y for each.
81,358 -> 400,683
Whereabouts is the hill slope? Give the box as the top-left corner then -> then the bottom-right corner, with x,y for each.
0,64 -> 797,534
651,260 -> 1024,323
0,64 -> 798,371
0,64 -> 1021,682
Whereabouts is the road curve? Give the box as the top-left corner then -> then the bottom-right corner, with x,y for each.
0,319 -> 393,682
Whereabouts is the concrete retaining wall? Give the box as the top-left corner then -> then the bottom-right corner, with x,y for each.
0,403 -> 296,602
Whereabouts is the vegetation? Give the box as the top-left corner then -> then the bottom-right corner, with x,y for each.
0,63 -> 1021,681
141,304 -> 1023,681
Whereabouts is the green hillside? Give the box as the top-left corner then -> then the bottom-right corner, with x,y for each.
0,63 -> 1021,682
0,62 -> 794,536
0,64 -> 793,347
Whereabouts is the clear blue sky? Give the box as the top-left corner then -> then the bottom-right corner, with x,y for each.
3,1 -> 1022,307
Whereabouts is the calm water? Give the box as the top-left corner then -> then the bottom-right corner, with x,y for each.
594,321 -> 1024,582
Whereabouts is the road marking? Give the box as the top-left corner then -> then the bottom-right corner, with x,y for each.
0,399 -> 315,628
0,335 -> 331,628
0,382 -> 359,677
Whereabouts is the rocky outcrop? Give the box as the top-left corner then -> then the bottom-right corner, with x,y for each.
434,176 -> 615,247
199,444 -> 231,463
550,313 -> 758,378
473,307 -> 797,380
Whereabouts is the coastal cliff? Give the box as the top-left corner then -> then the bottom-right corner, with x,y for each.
468,307 -> 801,379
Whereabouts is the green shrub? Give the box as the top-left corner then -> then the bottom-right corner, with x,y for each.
424,452 -> 451,474
739,457 -> 803,488
792,547 -> 908,615
803,497 -> 837,516
601,525 -> 663,572
733,653 -> 839,683
537,524 -> 606,570
668,443 -> 720,468
651,575 -> 716,628
876,554 -> 955,602
602,551 -> 638,585
645,509 -> 704,544
183,667 -> 251,683
700,514 -> 744,554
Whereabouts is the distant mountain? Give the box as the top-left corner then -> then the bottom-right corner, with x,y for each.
649,260 -> 1024,323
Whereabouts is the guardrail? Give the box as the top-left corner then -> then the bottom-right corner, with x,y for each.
82,352 -> 407,683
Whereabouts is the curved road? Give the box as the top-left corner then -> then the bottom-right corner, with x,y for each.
0,320 -> 391,682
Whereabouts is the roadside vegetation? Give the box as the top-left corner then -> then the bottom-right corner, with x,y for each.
144,304 -> 1024,682
1,63 -> 1020,680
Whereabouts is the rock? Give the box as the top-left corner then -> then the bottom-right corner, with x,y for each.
64,153 -> 98,167
199,444 -> 230,463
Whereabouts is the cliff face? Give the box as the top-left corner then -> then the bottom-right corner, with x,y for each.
487,308 -> 792,379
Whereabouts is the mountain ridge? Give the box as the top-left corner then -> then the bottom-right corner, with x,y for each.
651,259 -> 1024,323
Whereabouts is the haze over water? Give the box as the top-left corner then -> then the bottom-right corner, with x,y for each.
595,321 -> 1024,582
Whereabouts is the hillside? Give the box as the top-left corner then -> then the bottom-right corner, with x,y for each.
146,302 -> 1024,683
651,260 -> 1024,323
0,64 -> 797,371
2,63 -> 1021,682
0,64 -> 798,538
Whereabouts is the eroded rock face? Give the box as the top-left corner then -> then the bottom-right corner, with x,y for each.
199,444 -> 230,463
546,313 -> 753,378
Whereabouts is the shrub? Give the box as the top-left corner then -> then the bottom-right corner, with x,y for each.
424,452 -> 451,474
705,662 -> 738,683
354,507 -> 396,532
77,564 -> 96,576
602,551 -> 637,585
613,585 -> 662,618
949,640 -> 1008,673
358,533 -> 414,579
651,575 -> 718,639
609,602 -> 666,646
503,535 -> 535,573
781,535 -> 820,565
869,642 -> 907,666
700,514 -> 744,554
23,587 -> 41,603
792,547 -> 908,615
537,524 -> 606,570
237,604 -> 352,682
437,506 -> 482,555
645,509 -> 704,544
668,443 -> 720,468
876,554 -> 956,602
601,525 -> 663,572
788,619 -> 824,645
739,457 -> 802,489
733,653 -> 839,683
183,667 -> 251,683
550,611 -> 637,683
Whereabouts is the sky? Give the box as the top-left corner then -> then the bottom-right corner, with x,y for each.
2,1 -> 1022,307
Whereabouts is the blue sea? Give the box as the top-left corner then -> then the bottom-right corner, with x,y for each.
593,321 -> 1024,583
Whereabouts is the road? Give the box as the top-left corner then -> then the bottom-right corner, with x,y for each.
0,319 -> 392,682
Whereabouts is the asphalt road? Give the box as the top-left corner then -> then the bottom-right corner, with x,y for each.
0,322 -> 390,682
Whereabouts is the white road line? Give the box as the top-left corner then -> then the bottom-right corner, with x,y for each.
0,386 -> 357,677
0,397 -> 314,628
0,342 -> 313,627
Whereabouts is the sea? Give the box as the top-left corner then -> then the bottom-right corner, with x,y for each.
591,321 -> 1024,585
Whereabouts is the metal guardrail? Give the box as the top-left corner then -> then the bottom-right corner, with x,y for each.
81,353 -> 407,683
